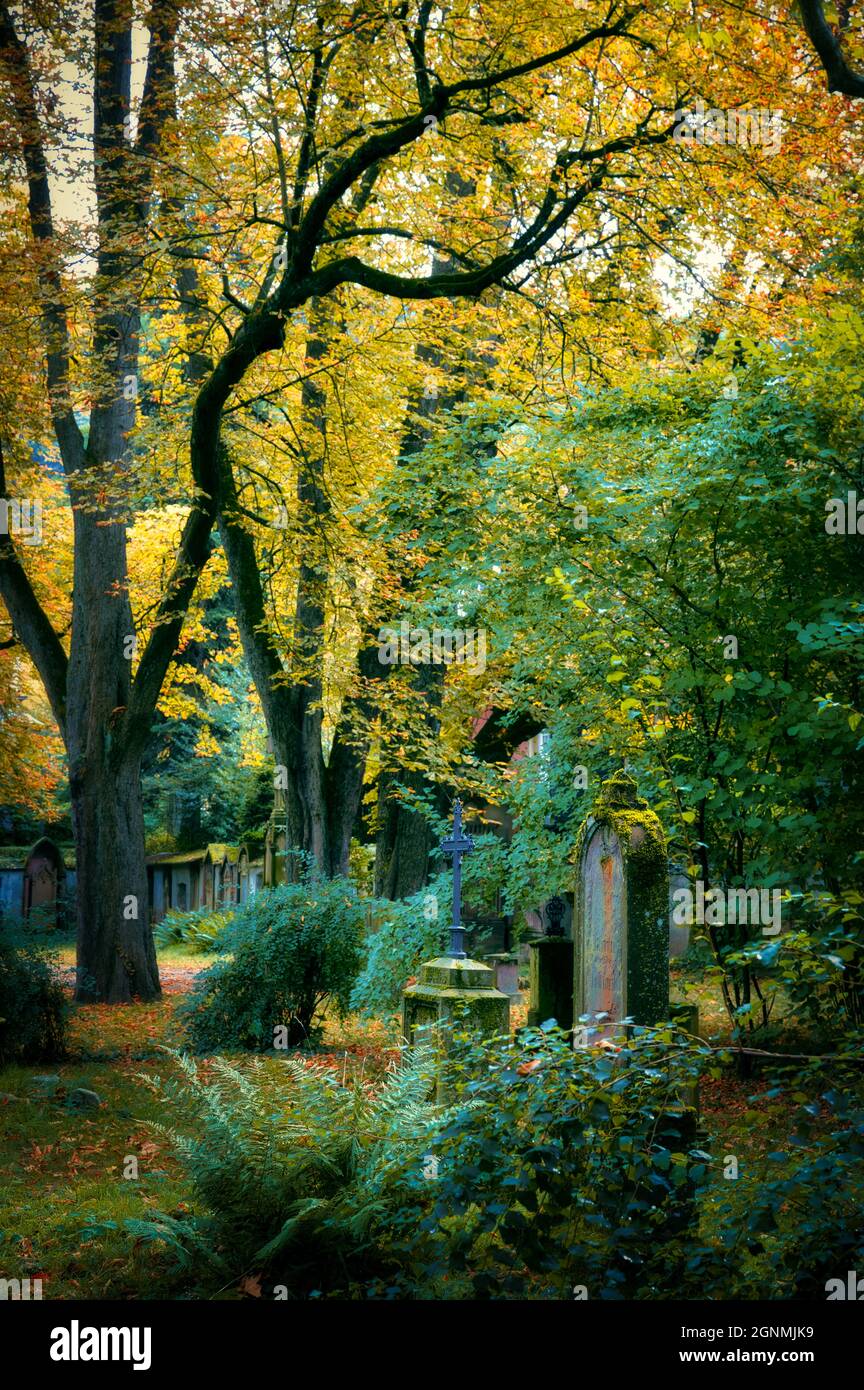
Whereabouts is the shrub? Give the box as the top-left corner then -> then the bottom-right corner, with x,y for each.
678,1057 -> 864,1301
181,878 -> 365,1052
378,1022 -> 712,1299
350,833 -> 525,1017
124,1024 -> 712,1299
0,935 -> 68,1064
153,907 -> 234,954
350,874 -> 449,1017
105,1024 -> 863,1300
121,1042 -> 446,1293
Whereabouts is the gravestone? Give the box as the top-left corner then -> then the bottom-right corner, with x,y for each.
668,862 -> 691,959
573,773 -> 668,1044
527,895 -> 574,1031
402,801 -> 509,1100
573,777 -> 702,1235
484,952 -> 521,999
22,837 -> 67,929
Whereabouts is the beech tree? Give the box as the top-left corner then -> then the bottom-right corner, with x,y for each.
194,0 -> 858,889
0,0 -> 199,1001
0,0 -> 676,994
180,0 -> 686,882
0,0 -> 856,1007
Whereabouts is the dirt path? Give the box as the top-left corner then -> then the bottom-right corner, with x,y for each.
54,959 -> 205,998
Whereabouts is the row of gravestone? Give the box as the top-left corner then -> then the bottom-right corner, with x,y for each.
403,772 -> 687,1079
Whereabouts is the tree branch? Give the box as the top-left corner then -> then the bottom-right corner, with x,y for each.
288,6 -> 645,284
135,0 -> 182,217
0,436 -> 68,736
799,0 -> 864,97
0,2 -> 85,473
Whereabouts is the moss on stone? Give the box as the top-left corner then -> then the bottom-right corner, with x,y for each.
572,773 -> 667,889
573,772 -> 670,1026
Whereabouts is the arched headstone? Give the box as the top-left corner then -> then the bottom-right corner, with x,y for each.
668,862 -> 691,959
22,837 -> 66,928
219,849 -> 239,907
573,773 -> 668,1043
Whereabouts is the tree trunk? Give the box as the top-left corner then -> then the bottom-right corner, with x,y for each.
217,293 -> 380,883
66,507 -> 160,1003
70,750 -> 158,1003
374,766 -> 441,898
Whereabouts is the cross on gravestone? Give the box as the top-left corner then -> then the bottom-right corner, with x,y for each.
440,799 -> 474,959
544,894 -> 566,937
402,795 -> 509,1099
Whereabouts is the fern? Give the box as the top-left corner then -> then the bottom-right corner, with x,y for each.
131,1043 -> 457,1292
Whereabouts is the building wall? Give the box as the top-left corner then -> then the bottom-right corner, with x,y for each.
0,869 -> 23,918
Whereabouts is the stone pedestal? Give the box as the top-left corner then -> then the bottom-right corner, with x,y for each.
402,956 -> 510,1102
527,938 -> 574,1031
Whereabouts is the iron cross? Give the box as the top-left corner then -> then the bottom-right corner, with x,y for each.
440,798 -> 475,958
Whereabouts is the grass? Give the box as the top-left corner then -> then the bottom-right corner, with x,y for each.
0,943 -> 398,1299
0,943 -> 203,1298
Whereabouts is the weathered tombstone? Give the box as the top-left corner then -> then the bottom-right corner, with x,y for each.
574,777 -> 702,1238
402,801 -> 509,1100
484,951 -> 521,999
573,773 -> 668,1044
22,837 -> 67,929
668,861 -> 691,959
218,847 -> 239,907
527,895 -> 574,1030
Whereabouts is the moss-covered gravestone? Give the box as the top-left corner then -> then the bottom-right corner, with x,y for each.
573,773 -> 668,1045
402,800 -> 509,1101
403,957 -> 510,1043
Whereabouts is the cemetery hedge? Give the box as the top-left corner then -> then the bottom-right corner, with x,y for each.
0,935 -> 68,1065
94,1020 -> 864,1300
181,880 -> 366,1051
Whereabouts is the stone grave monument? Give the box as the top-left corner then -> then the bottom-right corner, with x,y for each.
402,800 -> 510,1099
573,772 -> 669,1044
527,894 -> 574,1030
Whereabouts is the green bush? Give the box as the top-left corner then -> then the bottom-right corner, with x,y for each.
0,935 -> 68,1064
678,1057 -> 864,1301
103,1022 -> 864,1300
181,878 -> 366,1051
118,1042 -> 446,1293
153,907 -> 234,954
350,873 -> 449,1017
350,833 -> 526,1017
376,1022 -> 711,1299
126,1023 -> 716,1299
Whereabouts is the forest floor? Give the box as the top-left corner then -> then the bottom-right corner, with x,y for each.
0,943 -> 851,1299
